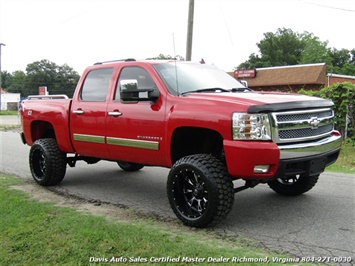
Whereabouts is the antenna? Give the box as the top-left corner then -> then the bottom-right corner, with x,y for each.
172,33 -> 179,96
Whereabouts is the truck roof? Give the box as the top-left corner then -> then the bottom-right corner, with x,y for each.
93,58 -> 179,66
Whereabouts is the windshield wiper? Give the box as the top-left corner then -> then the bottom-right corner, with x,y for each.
231,87 -> 252,92
181,87 -> 231,95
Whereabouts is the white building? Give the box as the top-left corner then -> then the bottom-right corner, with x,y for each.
0,89 -> 21,111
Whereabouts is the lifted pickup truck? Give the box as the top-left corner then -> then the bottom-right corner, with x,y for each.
20,59 -> 341,227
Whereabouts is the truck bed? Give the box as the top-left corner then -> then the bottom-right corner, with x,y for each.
21,97 -> 74,153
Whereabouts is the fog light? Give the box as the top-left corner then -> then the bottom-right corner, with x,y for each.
254,165 -> 270,173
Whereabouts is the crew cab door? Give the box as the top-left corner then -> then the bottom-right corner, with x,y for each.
106,66 -> 166,166
70,68 -> 114,158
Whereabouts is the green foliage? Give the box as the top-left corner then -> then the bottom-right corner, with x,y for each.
6,70 -> 26,95
299,33 -> 332,66
326,141 -> 355,174
1,59 -> 80,97
0,174 -> 286,265
237,28 -> 355,76
0,70 -> 12,89
330,48 -> 355,75
259,28 -> 304,66
299,82 -> 355,141
25,59 -> 80,97
238,28 -> 306,69
0,110 -> 18,115
148,54 -> 185,61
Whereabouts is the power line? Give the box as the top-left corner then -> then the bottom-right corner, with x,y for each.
302,1 -> 355,12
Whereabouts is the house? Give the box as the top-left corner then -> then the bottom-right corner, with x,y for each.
230,63 -> 355,92
327,73 -> 355,86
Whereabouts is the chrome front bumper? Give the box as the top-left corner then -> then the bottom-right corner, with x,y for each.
279,133 -> 342,160
274,132 -> 341,178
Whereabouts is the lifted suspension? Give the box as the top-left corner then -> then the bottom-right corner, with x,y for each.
67,154 -> 101,167
234,180 -> 260,193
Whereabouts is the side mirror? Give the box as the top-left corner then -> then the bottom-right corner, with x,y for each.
120,79 -> 160,102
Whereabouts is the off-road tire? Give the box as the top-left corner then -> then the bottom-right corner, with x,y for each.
117,161 -> 144,171
268,174 -> 319,196
167,154 -> 234,227
29,138 -> 67,186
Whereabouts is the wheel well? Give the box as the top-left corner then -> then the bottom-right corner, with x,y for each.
31,121 -> 56,142
171,127 -> 224,164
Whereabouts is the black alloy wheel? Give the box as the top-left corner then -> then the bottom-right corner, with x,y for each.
167,154 -> 234,227
29,138 -> 67,186
268,174 -> 319,196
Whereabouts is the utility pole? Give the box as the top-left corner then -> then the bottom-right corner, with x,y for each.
0,43 -> 6,111
186,0 -> 194,61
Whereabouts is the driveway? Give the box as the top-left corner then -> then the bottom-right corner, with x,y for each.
1,127 -> 354,264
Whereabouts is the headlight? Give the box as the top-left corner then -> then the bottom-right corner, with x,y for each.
232,113 -> 271,140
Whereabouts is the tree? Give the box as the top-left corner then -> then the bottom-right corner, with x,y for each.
7,70 -> 26,95
238,28 -> 305,69
1,60 -> 80,97
299,82 -> 355,141
24,59 -> 79,97
25,59 -> 60,95
259,28 -> 304,66
238,53 -> 264,69
237,28 -> 355,76
148,54 -> 185,61
299,32 -> 332,66
55,64 -> 80,97
0,70 -> 12,89
330,48 -> 355,75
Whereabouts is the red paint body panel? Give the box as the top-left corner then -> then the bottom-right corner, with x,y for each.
223,140 -> 280,179
20,60 -> 340,181
70,101 -> 109,158
20,99 -> 74,152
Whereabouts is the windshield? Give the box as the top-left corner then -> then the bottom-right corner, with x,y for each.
153,62 -> 245,95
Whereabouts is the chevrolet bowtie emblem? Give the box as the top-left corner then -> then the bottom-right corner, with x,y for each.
309,117 -> 321,129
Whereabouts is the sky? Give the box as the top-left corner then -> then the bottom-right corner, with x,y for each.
0,0 -> 354,75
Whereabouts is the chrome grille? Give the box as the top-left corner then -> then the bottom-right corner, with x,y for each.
271,108 -> 335,144
278,124 -> 333,139
276,110 -> 333,122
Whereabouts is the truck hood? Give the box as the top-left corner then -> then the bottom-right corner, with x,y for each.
186,91 -> 334,113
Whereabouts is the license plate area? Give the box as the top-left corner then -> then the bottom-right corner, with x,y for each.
309,158 -> 326,176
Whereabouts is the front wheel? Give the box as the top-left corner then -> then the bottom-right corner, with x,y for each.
167,154 -> 234,227
29,138 -> 67,186
268,174 -> 319,196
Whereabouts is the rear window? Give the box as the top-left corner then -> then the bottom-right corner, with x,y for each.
80,68 -> 114,101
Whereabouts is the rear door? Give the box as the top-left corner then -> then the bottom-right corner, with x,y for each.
70,67 -> 114,158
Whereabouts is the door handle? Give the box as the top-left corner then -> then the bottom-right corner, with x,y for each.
73,109 -> 84,115
108,111 -> 122,117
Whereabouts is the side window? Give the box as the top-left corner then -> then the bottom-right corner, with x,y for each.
80,68 -> 114,101
114,66 -> 156,101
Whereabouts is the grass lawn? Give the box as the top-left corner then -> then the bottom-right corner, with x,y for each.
0,174 -> 293,266
0,110 -> 18,115
326,141 -> 355,174
0,115 -> 352,265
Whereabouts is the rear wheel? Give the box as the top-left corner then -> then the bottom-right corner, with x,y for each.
167,154 -> 234,227
117,161 -> 144,172
29,138 -> 67,186
268,174 -> 319,196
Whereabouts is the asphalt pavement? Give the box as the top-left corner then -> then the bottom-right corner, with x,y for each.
0,114 -> 21,125
1,119 -> 354,264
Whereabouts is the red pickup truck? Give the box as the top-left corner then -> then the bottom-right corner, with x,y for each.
20,59 -> 342,227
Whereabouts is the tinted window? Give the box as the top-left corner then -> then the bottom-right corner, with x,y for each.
80,68 -> 113,101
153,63 -> 245,95
115,66 -> 156,101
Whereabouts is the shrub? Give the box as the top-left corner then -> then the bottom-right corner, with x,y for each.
299,82 -> 355,142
